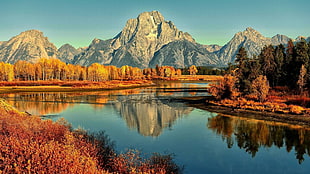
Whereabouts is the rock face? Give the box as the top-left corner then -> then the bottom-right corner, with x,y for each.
73,39 -> 115,66
203,44 -> 222,52
58,44 -> 81,64
149,40 -> 219,68
271,34 -> 291,46
0,30 -> 58,63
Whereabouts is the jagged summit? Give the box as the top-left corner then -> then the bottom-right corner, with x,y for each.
0,30 -> 58,63
74,11 -> 196,68
245,27 -> 257,32
138,11 -> 165,24
233,27 -> 266,42
19,29 -> 44,37
109,11 -> 195,68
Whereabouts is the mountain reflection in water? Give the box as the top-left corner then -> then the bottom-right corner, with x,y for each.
208,114 -> 310,164
114,94 -> 192,136
0,89 -> 193,136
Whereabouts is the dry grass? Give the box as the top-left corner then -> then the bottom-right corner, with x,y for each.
210,98 -> 310,115
0,80 -> 154,93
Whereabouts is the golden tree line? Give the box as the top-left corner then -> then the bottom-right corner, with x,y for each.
0,58 -> 186,82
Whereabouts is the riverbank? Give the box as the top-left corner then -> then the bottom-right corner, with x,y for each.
0,80 -> 155,93
176,96 -> 310,127
151,75 -> 223,81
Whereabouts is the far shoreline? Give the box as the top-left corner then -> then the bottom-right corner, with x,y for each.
0,75 -> 222,93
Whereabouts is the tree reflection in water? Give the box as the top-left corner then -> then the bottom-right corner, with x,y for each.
208,115 -> 310,164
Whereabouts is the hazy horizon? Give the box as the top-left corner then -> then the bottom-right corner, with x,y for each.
0,0 -> 309,48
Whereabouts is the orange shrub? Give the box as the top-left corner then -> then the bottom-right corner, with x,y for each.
0,99 -> 181,174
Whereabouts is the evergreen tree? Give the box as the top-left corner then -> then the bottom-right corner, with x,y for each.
284,39 -> 295,87
295,39 -> 309,68
274,44 -> 285,86
247,57 -> 261,83
297,64 -> 307,95
259,45 -> 276,86
235,47 -> 251,94
292,39 -> 309,88
235,47 -> 248,70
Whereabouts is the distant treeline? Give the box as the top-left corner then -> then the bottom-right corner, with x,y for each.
181,66 -> 225,75
0,59 -> 218,82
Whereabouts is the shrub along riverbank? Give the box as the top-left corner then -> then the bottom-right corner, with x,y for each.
0,99 -> 182,173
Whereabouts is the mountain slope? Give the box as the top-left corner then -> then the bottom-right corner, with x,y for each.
73,39 -> 116,66
0,30 -> 58,63
58,44 -> 80,64
203,44 -> 222,52
149,40 -> 219,68
216,27 -> 274,64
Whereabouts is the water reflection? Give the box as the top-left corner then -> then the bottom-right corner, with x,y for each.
1,92 -> 112,115
0,89 -> 145,115
114,94 -> 193,136
208,114 -> 310,164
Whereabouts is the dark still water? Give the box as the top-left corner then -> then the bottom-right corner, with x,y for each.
1,82 -> 310,174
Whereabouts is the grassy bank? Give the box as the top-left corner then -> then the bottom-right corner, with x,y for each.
0,99 -> 181,173
173,96 -> 310,127
0,80 -> 155,93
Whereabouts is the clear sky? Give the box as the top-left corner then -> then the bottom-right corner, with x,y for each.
0,0 -> 309,48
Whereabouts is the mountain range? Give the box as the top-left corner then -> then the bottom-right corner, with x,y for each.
0,11 -> 309,68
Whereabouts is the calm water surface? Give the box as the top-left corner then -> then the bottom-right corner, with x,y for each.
1,82 -> 310,174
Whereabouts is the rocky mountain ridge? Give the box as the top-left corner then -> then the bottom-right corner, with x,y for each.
0,11 -> 309,68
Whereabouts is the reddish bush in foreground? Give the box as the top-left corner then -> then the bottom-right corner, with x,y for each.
0,99 -> 182,173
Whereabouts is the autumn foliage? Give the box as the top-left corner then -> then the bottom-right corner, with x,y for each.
0,58 -> 189,82
208,74 -> 239,100
0,99 -> 182,173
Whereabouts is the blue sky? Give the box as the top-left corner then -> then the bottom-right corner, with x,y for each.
0,0 -> 309,48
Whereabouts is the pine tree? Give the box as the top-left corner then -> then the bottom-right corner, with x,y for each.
297,64 -> 307,95
259,45 -> 276,86
292,39 -> 309,88
284,39 -> 295,87
274,44 -> 285,86
235,47 -> 251,94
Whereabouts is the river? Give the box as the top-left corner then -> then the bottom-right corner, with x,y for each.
1,82 -> 310,174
